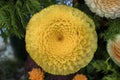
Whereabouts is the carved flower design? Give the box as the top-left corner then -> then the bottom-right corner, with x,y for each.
73,74 -> 87,80
107,35 -> 120,67
29,68 -> 44,80
25,5 -> 97,75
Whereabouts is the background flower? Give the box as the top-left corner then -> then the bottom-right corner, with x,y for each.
85,0 -> 120,19
107,35 -> 120,67
73,74 -> 87,80
29,68 -> 44,80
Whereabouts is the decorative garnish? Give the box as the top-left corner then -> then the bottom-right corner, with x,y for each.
29,68 -> 44,80
73,74 -> 87,80
85,0 -> 120,19
107,35 -> 120,67
25,5 -> 97,75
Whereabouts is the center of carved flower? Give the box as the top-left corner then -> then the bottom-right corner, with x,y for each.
57,34 -> 64,41
58,35 -> 63,41
43,26 -> 78,57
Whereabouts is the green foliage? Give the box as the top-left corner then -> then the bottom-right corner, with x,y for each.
92,59 -> 115,73
0,0 -> 54,40
102,72 -> 120,80
100,18 -> 120,41
90,58 -> 120,80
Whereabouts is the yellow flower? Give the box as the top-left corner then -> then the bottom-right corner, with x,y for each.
73,74 -> 88,80
107,35 -> 120,67
85,0 -> 120,19
29,68 -> 44,80
25,5 -> 97,75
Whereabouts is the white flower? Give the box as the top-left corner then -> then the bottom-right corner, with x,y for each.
85,0 -> 120,19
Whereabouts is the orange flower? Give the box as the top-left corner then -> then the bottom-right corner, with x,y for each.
29,68 -> 44,80
73,74 -> 88,80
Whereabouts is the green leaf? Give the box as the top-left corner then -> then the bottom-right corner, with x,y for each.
100,18 -> 120,41
92,59 -> 115,73
102,72 -> 120,80
29,0 -> 42,11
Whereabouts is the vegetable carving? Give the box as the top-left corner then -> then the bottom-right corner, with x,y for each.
25,5 -> 97,75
